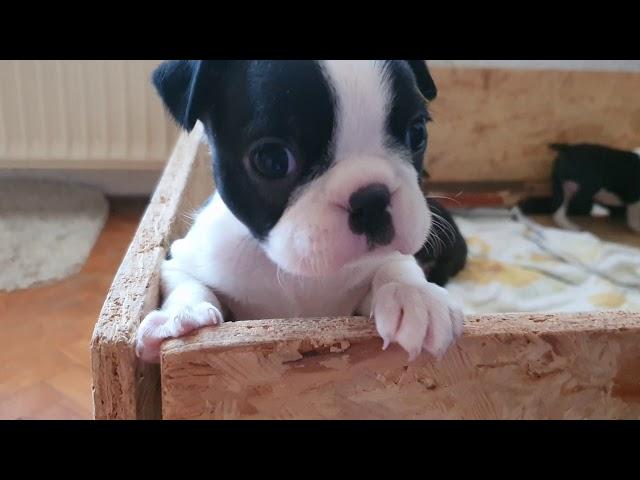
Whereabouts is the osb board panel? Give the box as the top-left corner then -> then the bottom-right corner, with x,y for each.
161,312 -> 640,420
90,123 -> 213,419
426,67 -> 640,183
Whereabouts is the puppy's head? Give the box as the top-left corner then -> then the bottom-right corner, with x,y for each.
153,60 -> 437,277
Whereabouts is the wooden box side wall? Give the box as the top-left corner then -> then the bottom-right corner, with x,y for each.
90,124 -> 212,419
161,312 -> 640,419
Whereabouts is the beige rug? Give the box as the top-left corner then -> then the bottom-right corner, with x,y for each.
0,178 -> 109,292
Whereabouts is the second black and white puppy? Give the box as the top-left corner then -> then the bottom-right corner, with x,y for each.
549,143 -> 640,232
136,60 -> 464,363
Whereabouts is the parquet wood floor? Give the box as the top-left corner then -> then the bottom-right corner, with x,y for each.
0,198 -> 147,419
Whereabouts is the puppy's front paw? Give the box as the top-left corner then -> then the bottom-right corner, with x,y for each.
372,282 -> 464,361
135,302 -> 223,363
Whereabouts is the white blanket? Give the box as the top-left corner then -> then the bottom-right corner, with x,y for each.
445,209 -> 640,314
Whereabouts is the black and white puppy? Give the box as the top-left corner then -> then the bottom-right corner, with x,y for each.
549,143 -> 640,232
136,60 -> 464,363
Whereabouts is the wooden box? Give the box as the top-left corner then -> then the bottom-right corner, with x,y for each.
91,65 -> 640,420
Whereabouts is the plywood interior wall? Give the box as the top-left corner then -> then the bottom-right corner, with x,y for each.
426,66 -> 640,183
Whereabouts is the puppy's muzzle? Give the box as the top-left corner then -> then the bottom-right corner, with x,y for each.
348,183 -> 395,247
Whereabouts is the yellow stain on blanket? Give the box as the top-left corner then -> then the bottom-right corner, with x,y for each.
465,236 -> 491,256
529,253 -> 556,263
456,258 -> 541,287
589,292 -> 626,308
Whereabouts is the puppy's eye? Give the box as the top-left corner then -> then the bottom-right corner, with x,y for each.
248,141 -> 296,180
406,117 -> 428,153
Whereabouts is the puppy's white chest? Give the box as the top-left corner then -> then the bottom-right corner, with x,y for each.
168,194 -> 372,320
222,266 -> 370,320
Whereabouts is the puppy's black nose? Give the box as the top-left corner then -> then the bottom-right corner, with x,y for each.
348,183 -> 394,247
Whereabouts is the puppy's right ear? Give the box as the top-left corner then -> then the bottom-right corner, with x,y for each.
406,60 -> 437,102
152,60 -> 220,131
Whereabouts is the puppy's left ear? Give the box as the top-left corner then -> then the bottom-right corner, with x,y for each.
406,60 -> 437,101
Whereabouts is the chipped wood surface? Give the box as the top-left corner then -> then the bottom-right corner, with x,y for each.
161,312 -> 640,419
90,123 -> 213,419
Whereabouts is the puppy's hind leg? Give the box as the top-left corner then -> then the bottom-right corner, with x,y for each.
627,200 -> 640,233
553,180 -> 582,231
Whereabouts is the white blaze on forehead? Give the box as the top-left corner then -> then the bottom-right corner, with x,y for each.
321,60 -> 392,159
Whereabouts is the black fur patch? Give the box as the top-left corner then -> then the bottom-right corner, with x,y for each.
384,61 -> 433,174
206,61 -> 337,240
154,60 -> 336,240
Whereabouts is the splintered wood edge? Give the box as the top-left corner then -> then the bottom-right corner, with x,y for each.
90,122 -> 209,419
161,310 -> 640,359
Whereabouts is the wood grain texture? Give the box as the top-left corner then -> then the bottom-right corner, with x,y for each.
426,67 -> 640,183
90,123 -> 212,419
161,312 -> 640,419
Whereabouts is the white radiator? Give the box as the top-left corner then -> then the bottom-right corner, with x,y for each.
0,60 -> 179,170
